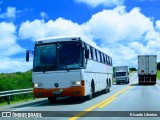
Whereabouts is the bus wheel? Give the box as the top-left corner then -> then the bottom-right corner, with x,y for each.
103,84 -> 110,94
87,85 -> 93,100
48,97 -> 57,103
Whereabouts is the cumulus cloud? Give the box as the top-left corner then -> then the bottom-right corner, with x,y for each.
155,20 -> 160,32
74,0 -> 124,7
0,6 -> 31,73
17,6 -> 160,68
0,6 -> 16,19
19,18 -> 86,41
0,22 -> 28,73
0,5 -> 160,72
0,6 -> 33,20
40,12 -> 48,19
0,57 -> 33,73
0,22 -> 25,56
86,6 -> 153,43
19,6 -> 154,44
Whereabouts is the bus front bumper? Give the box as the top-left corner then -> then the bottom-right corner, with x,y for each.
33,86 -> 85,98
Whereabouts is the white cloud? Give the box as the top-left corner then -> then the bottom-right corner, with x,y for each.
155,20 -> 160,32
0,57 -> 33,73
0,22 -> 25,56
0,22 -> 29,73
0,6 -> 16,19
40,12 -> 48,19
0,6 -> 32,20
0,5 -> 159,73
0,6 -> 30,73
74,0 -> 124,7
19,18 -> 86,41
84,6 -> 159,67
6,7 -> 16,18
85,6 -> 153,43
17,6 -> 160,69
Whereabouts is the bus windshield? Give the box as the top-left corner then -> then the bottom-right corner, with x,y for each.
33,42 -> 83,72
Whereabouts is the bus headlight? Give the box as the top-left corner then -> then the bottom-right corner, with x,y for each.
71,81 -> 81,86
34,83 -> 43,88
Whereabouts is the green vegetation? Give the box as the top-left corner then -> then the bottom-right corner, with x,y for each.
0,95 -> 33,106
129,67 -> 137,72
0,70 -> 33,104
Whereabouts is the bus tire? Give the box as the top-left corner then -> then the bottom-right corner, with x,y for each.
103,83 -> 110,94
87,82 -> 94,100
108,85 -> 110,92
48,97 -> 57,103
87,86 -> 93,100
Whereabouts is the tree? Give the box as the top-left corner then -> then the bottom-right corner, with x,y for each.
129,68 -> 137,71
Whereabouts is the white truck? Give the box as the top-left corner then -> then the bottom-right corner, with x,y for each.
114,66 -> 129,84
138,55 -> 157,85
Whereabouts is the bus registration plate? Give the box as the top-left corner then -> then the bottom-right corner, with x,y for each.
53,89 -> 63,95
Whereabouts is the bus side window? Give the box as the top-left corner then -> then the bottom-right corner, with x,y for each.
101,53 -> 104,63
106,56 -> 109,65
99,51 -> 102,63
97,50 -> 100,62
90,46 -> 94,60
86,44 -> 91,59
110,57 -> 112,66
103,54 -> 106,64
92,48 -> 97,61
108,57 -> 111,66
95,49 -> 98,61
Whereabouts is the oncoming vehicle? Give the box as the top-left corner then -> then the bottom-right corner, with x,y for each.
114,66 -> 129,84
26,36 -> 113,103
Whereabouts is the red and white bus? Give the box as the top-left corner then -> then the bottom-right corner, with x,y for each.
26,36 -> 113,102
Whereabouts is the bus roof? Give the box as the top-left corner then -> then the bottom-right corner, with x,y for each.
36,36 -> 110,58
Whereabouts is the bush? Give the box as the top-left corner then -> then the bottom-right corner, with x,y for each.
0,70 -> 32,103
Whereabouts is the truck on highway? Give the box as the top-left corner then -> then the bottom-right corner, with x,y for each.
138,55 -> 157,85
114,66 -> 129,84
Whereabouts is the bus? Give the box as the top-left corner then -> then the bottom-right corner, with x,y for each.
26,36 -> 113,103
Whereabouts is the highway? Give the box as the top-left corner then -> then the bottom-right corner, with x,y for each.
1,72 -> 160,120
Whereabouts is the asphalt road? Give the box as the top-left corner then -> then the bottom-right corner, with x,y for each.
1,72 -> 160,120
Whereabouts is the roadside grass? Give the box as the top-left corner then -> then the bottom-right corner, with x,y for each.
0,97 -> 34,106
0,93 -> 34,106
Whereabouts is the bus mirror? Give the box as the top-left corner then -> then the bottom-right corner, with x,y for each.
26,50 -> 29,62
85,49 -> 89,59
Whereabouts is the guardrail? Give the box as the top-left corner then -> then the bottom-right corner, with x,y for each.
0,88 -> 33,105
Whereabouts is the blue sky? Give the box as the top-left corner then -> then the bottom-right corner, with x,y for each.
0,0 -> 160,73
